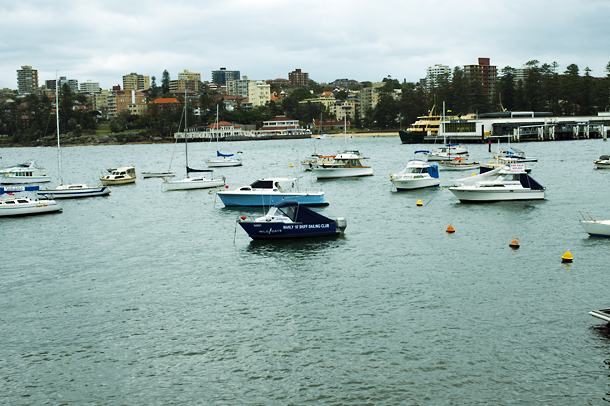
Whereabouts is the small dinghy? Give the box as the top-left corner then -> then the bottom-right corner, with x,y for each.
238,201 -> 346,240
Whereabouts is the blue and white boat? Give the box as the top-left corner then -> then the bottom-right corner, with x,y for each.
206,151 -> 242,167
217,178 -> 328,207
426,144 -> 469,161
390,151 -> 440,190
238,201 -> 346,240
0,186 -> 62,217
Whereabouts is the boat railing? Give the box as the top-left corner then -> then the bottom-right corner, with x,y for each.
579,211 -> 596,222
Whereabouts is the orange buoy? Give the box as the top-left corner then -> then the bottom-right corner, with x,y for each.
446,225 -> 455,233
416,200 -> 423,206
240,216 -> 246,220
509,239 -> 520,248
561,250 -> 573,263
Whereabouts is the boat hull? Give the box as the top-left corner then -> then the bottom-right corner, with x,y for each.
438,163 -> 480,171
142,172 -> 175,178
391,178 -> 440,191
239,221 -> 340,240
164,178 -> 225,190
0,201 -> 62,216
399,130 -> 425,144
218,192 -> 327,207
580,220 -> 610,237
594,162 -> 610,169
100,178 -> 136,186
36,186 -> 110,199
313,167 -> 373,179
1,175 -> 51,184
449,187 -> 545,202
206,160 -> 242,167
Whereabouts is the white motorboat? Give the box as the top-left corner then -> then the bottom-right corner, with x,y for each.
206,151 -> 242,167
217,177 -> 327,207
449,163 -> 545,202
163,169 -> 225,191
100,167 -> 136,185
497,149 -> 538,163
0,160 -> 51,184
302,154 -> 323,171
0,186 -> 62,216
438,157 -> 480,171
390,151 -> 440,190
594,155 -> 610,169
142,172 -> 175,179
426,144 -> 469,161
579,213 -> 610,237
37,84 -> 111,199
312,151 -> 373,179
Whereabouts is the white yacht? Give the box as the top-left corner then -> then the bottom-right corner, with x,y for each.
217,178 -> 327,207
0,160 -> 51,184
100,167 -> 136,185
163,169 -> 225,191
390,151 -> 440,190
206,151 -> 242,167
426,144 -> 469,162
312,151 -> 373,179
0,186 -> 62,216
449,163 -> 545,202
594,155 -> 610,169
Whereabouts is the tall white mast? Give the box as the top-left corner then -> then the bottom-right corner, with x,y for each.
56,72 -> 62,185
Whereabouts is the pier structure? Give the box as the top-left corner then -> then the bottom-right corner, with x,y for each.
426,112 -> 610,143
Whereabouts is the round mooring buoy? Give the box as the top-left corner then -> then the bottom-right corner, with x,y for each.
416,200 -> 423,206
446,225 -> 455,233
509,239 -> 520,249
561,250 -> 573,263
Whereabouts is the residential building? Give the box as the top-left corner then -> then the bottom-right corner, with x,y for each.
227,76 -> 251,98
169,79 -> 200,92
212,68 -> 240,85
149,97 -> 181,112
79,80 -> 101,94
17,65 -> 38,94
107,90 -> 147,117
123,73 -> 150,92
331,99 -> 359,121
426,64 -> 451,91
358,83 -> 383,115
289,69 -> 309,86
330,78 -> 359,88
247,80 -> 271,107
463,57 -> 498,103
178,69 -> 201,83
515,65 -> 530,82
46,77 -> 79,93
92,90 -> 110,114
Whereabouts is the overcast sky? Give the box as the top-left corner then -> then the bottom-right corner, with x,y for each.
2,0 -> 609,90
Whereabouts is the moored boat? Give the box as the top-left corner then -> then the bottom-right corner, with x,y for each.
217,178 -> 327,207
100,167 -> 136,185
426,144 -> 469,161
438,157 -> 480,171
238,201 -> 346,240
163,169 -> 225,191
312,151 -> 373,179
0,160 -> 51,184
594,155 -> 610,169
390,151 -> 440,190
206,151 -> 242,167
37,183 -> 110,199
579,213 -> 610,237
0,186 -> 62,216
142,172 -> 176,179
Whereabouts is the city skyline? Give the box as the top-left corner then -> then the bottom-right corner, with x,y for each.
2,0 -> 610,90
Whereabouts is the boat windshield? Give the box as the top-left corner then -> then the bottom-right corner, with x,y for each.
405,167 -> 428,174
267,205 -> 297,221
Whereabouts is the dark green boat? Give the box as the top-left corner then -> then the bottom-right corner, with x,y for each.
399,130 -> 425,144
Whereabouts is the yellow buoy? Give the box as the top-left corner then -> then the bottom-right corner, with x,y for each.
290,164 -> 293,167
416,200 -> 423,206
446,225 -> 455,233
561,250 -> 573,263
509,239 -> 520,249
471,173 -> 476,176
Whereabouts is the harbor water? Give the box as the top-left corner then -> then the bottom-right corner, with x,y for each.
2,136 -> 610,404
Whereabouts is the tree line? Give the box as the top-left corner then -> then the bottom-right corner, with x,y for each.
2,61 -> 609,145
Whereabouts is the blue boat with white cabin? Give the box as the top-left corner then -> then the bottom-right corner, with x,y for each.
238,201 -> 346,240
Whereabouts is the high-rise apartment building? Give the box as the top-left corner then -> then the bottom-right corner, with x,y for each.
123,73 -> 150,92
212,68 -> 240,85
107,90 -> 147,117
17,65 -> 39,94
247,80 -> 270,107
463,58 -> 497,103
289,69 -> 309,86
426,64 -> 450,91
226,76 -> 251,98
46,77 -> 79,93
80,80 -> 101,94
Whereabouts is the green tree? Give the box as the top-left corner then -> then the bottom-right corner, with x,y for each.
161,70 -> 171,95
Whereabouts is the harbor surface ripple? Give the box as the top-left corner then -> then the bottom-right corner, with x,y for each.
2,137 -> 610,404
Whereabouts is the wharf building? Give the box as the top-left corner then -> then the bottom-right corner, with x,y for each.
17,65 -> 38,95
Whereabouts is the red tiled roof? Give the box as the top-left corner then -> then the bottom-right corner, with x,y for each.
150,98 -> 180,104
208,121 -> 240,129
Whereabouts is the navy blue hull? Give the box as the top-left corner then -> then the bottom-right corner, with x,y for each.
239,222 -> 339,240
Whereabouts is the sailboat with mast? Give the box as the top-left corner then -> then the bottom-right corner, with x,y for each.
163,95 -> 225,191
37,76 -> 110,199
205,105 -> 242,167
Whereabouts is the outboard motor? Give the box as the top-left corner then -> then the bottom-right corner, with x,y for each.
429,164 -> 439,179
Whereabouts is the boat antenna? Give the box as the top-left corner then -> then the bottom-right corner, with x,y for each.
56,71 -> 62,185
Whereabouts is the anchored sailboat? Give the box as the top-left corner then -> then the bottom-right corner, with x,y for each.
206,105 -> 242,167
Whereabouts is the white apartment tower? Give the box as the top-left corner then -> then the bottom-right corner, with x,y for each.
247,80 -> 271,107
426,64 -> 451,91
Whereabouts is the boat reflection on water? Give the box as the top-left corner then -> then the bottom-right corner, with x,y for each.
245,237 -> 346,258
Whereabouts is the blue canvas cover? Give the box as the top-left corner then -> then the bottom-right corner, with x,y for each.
519,174 -> 544,190
274,201 -> 333,224
217,151 -> 234,157
428,165 -> 439,179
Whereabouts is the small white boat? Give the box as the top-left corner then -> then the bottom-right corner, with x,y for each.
100,167 -> 136,185
497,149 -> 538,163
206,151 -> 242,167
0,160 -> 51,184
0,186 -> 62,216
594,155 -> 610,169
142,172 -> 176,179
163,170 -> 225,191
426,144 -> 469,162
301,154 -> 323,171
449,163 -> 545,202
438,157 -> 480,171
312,151 -> 373,179
37,183 -> 110,199
390,151 -> 440,190
217,177 -> 327,207
579,213 -> 610,237
314,133 -> 330,140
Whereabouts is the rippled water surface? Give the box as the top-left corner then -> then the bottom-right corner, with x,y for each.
2,137 -> 610,405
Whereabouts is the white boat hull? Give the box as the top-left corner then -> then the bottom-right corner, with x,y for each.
449,186 -> 545,201
0,199 -> 62,216
580,220 -> 610,237
36,185 -> 110,199
438,163 -> 480,171
164,177 -> 225,191
391,178 -> 440,190
206,159 -> 242,167
142,172 -> 175,178
1,175 -> 51,184
594,162 -> 610,169
313,167 -> 373,179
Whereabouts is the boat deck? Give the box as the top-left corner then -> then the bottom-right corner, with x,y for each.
590,309 -> 610,322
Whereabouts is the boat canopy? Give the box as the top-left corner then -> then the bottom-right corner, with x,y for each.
217,151 -> 234,157
518,174 -> 545,190
429,165 -> 439,179
414,150 -> 430,154
273,201 -> 331,224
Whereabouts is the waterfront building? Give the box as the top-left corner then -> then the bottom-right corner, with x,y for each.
426,64 -> 451,91
123,73 -> 150,92
212,68 -> 240,85
17,66 -> 38,94
463,58 -> 497,103
289,69 -> 309,86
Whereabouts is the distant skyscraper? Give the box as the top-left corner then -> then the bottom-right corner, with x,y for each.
17,65 -> 38,94
46,77 -> 78,93
289,69 -> 309,86
79,80 -> 101,94
463,58 -> 497,103
426,64 -> 450,92
212,68 -> 240,85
